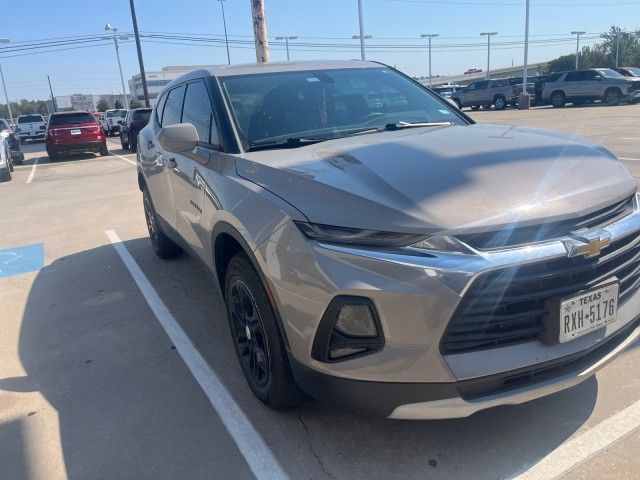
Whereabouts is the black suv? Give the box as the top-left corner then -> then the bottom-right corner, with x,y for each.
119,108 -> 152,152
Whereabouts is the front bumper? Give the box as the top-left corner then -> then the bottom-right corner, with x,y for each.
257,196 -> 640,417
291,318 -> 639,418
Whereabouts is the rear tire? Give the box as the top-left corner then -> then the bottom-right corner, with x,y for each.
130,136 -> 137,153
482,104 -> 492,110
0,168 -> 11,182
99,143 -> 109,156
471,105 -> 480,111
13,153 -> 24,165
550,91 -> 566,108
120,136 -> 129,151
453,99 -> 462,109
225,252 -> 304,410
142,188 -> 182,259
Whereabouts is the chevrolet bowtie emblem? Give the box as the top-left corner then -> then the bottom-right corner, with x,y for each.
563,229 -> 612,258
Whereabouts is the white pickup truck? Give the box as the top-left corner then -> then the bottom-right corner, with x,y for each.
15,114 -> 47,143
101,109 -> 127,136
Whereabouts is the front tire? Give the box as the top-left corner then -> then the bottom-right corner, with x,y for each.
142,188 -> 182,259
225,252 -> 304,410
604,88 -> 621,106
494,96 -> 507,110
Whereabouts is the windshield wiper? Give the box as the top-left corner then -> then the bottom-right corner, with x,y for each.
383,121 -> 453,130
247,136 -> 329,151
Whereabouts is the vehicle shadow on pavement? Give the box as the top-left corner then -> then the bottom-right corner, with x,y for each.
3,238 -> 598,480
4,240 -> 255,480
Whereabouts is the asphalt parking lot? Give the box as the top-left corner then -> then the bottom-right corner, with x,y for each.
1,105 -> 639,480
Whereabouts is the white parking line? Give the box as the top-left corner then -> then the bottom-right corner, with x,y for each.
511,399 -> 640,480
26,158 -> 39,184
112,153 -> 137,166
105,229 -> 289,480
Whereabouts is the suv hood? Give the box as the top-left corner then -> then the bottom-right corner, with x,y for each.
237,124 -> 636,234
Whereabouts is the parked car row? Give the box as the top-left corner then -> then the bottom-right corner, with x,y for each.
439,67 -> 640,111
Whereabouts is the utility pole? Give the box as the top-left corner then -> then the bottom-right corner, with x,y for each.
218,0 -> 231,65
519,0 -> 531,109
47,75 -> 57,113
129,0 -> 150,107
0,38 -> 12,125
420,34 -> 439,87
251,0 -> 269,63
480,32 -> 498,79
357,0 -> 366,60
571,31 -> 586,70
615,31 -> 624,68
275,35 -> 297,61
104,23 -> 129,107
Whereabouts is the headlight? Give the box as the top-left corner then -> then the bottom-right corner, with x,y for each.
294,221 -> 426,247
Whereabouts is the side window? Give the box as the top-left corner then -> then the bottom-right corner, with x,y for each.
466,83 -> 476,91
155,92 -> 168,125
564,72 -> 585,82
181,80 -> 215,144
476,81 -> 489,90
162,85 -> 185,126
584,71 -> 599,80
492,79 -> 508,87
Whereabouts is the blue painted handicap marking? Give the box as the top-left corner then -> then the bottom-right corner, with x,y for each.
0,243 -> 44,278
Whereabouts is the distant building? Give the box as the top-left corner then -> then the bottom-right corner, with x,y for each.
128,65 -> 218,105
54,93 -> 128,112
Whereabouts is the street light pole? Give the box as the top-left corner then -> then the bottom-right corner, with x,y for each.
218,0 -> 231,65
275,35 -> 297,61
420,34 -> 439,87
480,32 -> 498,79
520,0 -> 531,109
357,0 -> 366,60
0,38 -> 12,125
129,0 -> 150,107
571,31 -> 586,70
352,34 -> 372,60
615,31 -> 622,68
104,23 -> 129,107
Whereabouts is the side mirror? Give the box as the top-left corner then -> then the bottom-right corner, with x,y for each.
157,123 -> 199,153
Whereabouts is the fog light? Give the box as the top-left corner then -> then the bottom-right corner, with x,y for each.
312,296 -> 384,362
335,304 -> 377,337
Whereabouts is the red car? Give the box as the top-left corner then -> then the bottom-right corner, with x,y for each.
614,67 -> 640,78
46,111 -> 108,161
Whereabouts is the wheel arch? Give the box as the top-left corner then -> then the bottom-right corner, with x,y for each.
211,221 -> 291,349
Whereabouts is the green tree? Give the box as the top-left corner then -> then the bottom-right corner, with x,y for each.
129,99 -> 142,108
114,100 -> 123,109
96,99 -> 109,112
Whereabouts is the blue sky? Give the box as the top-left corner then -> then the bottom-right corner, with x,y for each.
1,0 -> 638,100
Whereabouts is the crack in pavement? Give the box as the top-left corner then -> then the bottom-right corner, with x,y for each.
298,413 -> 338,480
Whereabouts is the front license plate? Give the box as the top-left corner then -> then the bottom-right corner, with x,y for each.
70,129 -> 81,135
559,281 -> 619,343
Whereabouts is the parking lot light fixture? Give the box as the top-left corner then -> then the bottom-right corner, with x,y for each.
104,23 -> 129,107
421,34 -> 439,87
480,32 -> 498,79
0,38 -> 13,125
275,35 -> 297,61
571,31 -> 586,70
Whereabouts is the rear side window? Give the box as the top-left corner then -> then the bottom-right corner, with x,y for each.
18,115 -> 44,123
491,79 -> 509,87
475,81 -> 490,90
565,71 -> 592,81
182,81 -> 217,145
161,85 -> 185,127
49,113 -> 95,125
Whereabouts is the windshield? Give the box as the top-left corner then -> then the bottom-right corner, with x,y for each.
107,110 -> 127,117
221,67 -> 465,148
18,115 -> 44,123
595,68 -> 625,78
132,110 -> 151,123
49,112 -> 95,125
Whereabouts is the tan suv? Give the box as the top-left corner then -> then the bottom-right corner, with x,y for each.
542,68 -> 640,107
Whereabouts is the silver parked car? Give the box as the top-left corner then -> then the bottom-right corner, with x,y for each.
542,68 -> 640,107
138,60 -> 640,419
451,78 -> 514,110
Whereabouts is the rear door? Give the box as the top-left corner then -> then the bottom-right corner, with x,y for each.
472,80 -> 490,104
562,71 -> 588,97
168,79 -> 220,256
147,85 -> 186,228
